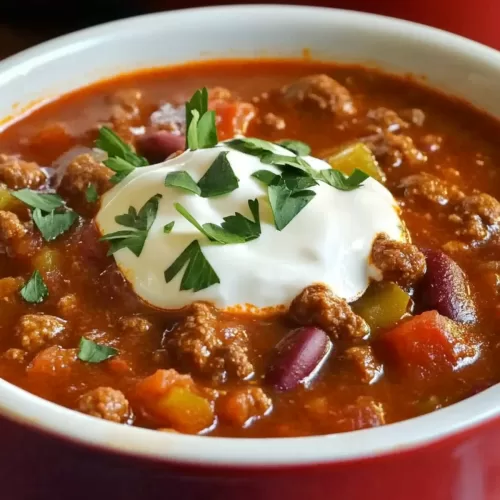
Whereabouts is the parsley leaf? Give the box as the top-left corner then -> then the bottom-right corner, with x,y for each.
174,203 -> 245,244
77,337 -> 118,363
12,189 -> 65,212
185,88 -> 218,150
268,179 -> 316,231
252,169 -> 279,186
225,137 -> 276,157
220,199 -> 261,241
277,139 -> 311,156
197,151 -> 239,198
164,171 -> 201,195
33,208 -> 78,241
320,168 -> 369,191
164,240 -> 220,292
101,194 -> 162,257
85,184 -> 98,203
19,270 -> 48,304
95,127 -> 148,183
163,221 -> 175,234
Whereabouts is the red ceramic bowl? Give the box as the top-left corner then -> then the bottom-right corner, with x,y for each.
1,6 -> 500,499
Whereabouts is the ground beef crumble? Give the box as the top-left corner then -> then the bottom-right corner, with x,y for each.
0,210 -> 27,241
453,193 -> 500,242
167,302 -> 254,382
77,387 -> 132,423
17,314 -> 66,353
0,154 -> 46,189
281,74 -> 355,115
400,173 -> 464,206
343,346 -> 383,384
288,284 -> 369,340
371,233 -> 426,288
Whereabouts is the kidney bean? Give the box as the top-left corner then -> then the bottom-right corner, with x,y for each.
415,249 -> 476,323
265,327 -> 332,391
136,131 -> 185,163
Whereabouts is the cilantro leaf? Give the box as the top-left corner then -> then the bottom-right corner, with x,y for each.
85,184 -> 98,203
101,194 -> 162,257
78,337 -> 118,363
12,189 -> 65,212
185,88 -> 218,150
164,240 -> 220,292
164,170 -> 201,195
281,170 -> 319,191
320,168 -> 369,191
95,127 -> 148,183
252,170 -> 279,186
33,208 -> 78,241
19,270 -> 48,304
277,139 -> 311,156
163,221 -> 175,234
197,151 -> 239,198
225,137 -> 276,156
268,179 -> 316,230
174,203 -> 245,244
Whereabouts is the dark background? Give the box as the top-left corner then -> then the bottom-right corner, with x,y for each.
0,0 -> 499,60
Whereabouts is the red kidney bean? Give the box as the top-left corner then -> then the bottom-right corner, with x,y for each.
265,327 -> 332,391
136,131 -> 185,163
415,249 -> 476,323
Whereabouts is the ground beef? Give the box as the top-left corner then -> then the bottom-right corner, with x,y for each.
77,387 -> 131,423
57,153 -> 113,200
262,112 -> 286,131
217,387 -> 272,427
118,315 -> 152,334
108,89 -> 143,143
371,233 -> 426,287
0,211 -> 27,241
366,107 -> 409,132
365,131 -> 426,167
400,173 -> 464,206
343,346 -> 383,384
338,396 -> 386,431
0,276 -> 23,302
17,314 -> 66,353
3,348 -> 27,362
281,74 -> 355,115
57,294 -> 79,318
0,154 -> 46,189
27,346 -> 77,375
167,302 -> 254,382
400,108 -> 426,127
453,193 -> 500,242
288,284 -> 369,340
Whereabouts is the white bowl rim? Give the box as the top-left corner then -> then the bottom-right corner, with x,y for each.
0,4 -> 499,467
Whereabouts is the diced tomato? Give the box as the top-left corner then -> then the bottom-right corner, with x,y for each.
210,101 -> 256,139
380,310 -> 478,380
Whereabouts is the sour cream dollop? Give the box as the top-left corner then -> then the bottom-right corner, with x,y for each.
96,143 -> 405,310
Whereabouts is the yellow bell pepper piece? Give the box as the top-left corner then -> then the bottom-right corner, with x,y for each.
33,248 -> 61,274
156,386 -> 214,434
353,282 -> 410,332
0,187 -> 22,211
326,143 -> 385,183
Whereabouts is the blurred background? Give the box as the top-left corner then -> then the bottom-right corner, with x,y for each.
0,0 -> 499,59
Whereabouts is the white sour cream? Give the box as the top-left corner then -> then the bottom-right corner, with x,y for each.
96,143 -> 405,310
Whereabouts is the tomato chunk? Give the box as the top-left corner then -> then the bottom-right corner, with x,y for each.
380,311 -> 479,379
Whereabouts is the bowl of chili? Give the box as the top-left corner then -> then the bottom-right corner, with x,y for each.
0,5 -> 499,500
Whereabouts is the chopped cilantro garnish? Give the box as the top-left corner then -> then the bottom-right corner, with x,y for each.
225,137 -> 276,158
85,184 -> 98,203
77,337 -> 118,363
185,88 -> 218,150
164,240 -> 220,292
95,126 -> 148,183
19,270 -> 48,304
164,170 -> 201,195
163,221 -> 175,234
320,168 -> 369,191
197,151 -> 239,198
33,208 -> 78,242
11,189 -> 65,212
219,199 -> 261,242
268,178 -> 316,231
100,194 -> 161,257
251,169 -> 279,186
277,139 -> 311,156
